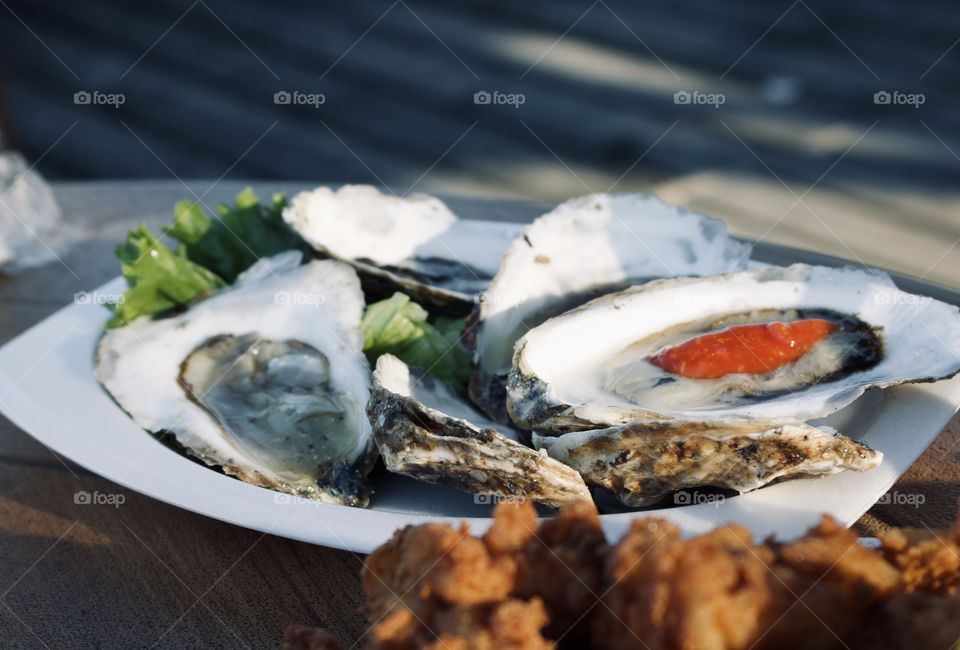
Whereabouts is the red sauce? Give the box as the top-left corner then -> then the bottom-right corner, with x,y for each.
647,319 -> 838,379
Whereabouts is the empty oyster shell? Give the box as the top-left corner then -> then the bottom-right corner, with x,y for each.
468,192 -> 751,423
368,354 -> 591,508
95,256 -> 377,506
283,185 -> 519,314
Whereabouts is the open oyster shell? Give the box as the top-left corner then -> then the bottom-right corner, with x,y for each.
507,263 -> 960,506
368,354 -> 591,508
95,256 -> 377,506
508,264 -> 960,432
283,185 -> 519,315
468,192 -> 751,423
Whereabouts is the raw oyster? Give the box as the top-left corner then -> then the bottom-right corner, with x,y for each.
468,192 -> 751,423
533,420 -> 881,507
368,354 -> 591,508
95,256 -> 377,506
283,185 -> 519,314
508,264 -> 960,431
508,264 -> 960,505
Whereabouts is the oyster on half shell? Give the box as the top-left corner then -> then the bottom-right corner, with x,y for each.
508,264 -> 960,431
368,354 -> 591,508
508,264 -> 960,505
468,192 -> 752,423
284,185 -> 520,315
95,256 -> 378,506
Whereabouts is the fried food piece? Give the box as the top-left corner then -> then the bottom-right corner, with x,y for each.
879,523 -> 960,595
760,516 -> 900,649
415,598 -> 551,650
596,519 -> 780,650
513,500 -> 608,643
597,515 -> 902,650
361,501 -> 553,650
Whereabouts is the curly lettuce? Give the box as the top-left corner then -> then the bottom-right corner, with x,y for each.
165,188 -> 308,283
106,225 -> 225,328
361,292 -> 470,392
107,188 -> 306,327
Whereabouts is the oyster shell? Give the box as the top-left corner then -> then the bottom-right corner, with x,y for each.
468,192 -> 751,423
95,256 -> 377,506
284,185 -> 519,314
368,354 -> 591,508
508,264 -> 960,505
533,420 -> 881,507
508,264 -> 960,432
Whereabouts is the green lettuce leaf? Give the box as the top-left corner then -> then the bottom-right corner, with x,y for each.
106,224 -> 225,328
166,188 -> 308,283
361,292 -> 470,392
108,188 -> 309,328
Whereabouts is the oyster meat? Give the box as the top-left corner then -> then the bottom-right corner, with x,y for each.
95,256 -> 377,506
468,192 -> 751,423
369,354 -> 591,508
284,185 -> 520,314
508,264 -> 960,505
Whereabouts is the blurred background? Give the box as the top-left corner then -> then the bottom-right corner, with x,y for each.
0,0 -> 957,286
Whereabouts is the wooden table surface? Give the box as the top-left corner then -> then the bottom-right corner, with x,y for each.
1,180 -> 958,649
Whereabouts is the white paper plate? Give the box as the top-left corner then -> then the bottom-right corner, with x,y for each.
1,220 -> 958,553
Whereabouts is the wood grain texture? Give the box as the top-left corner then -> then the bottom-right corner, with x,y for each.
0,181 -> 956,648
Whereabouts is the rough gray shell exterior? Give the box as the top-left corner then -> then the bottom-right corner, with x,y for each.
534,419 -> 882,507
368,355 -> 591,508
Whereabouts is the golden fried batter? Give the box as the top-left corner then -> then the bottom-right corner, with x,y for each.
879,522 -> 960,595
286,502 -> 960,650
513,500 -> 607,643
359,502 -> 557,650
